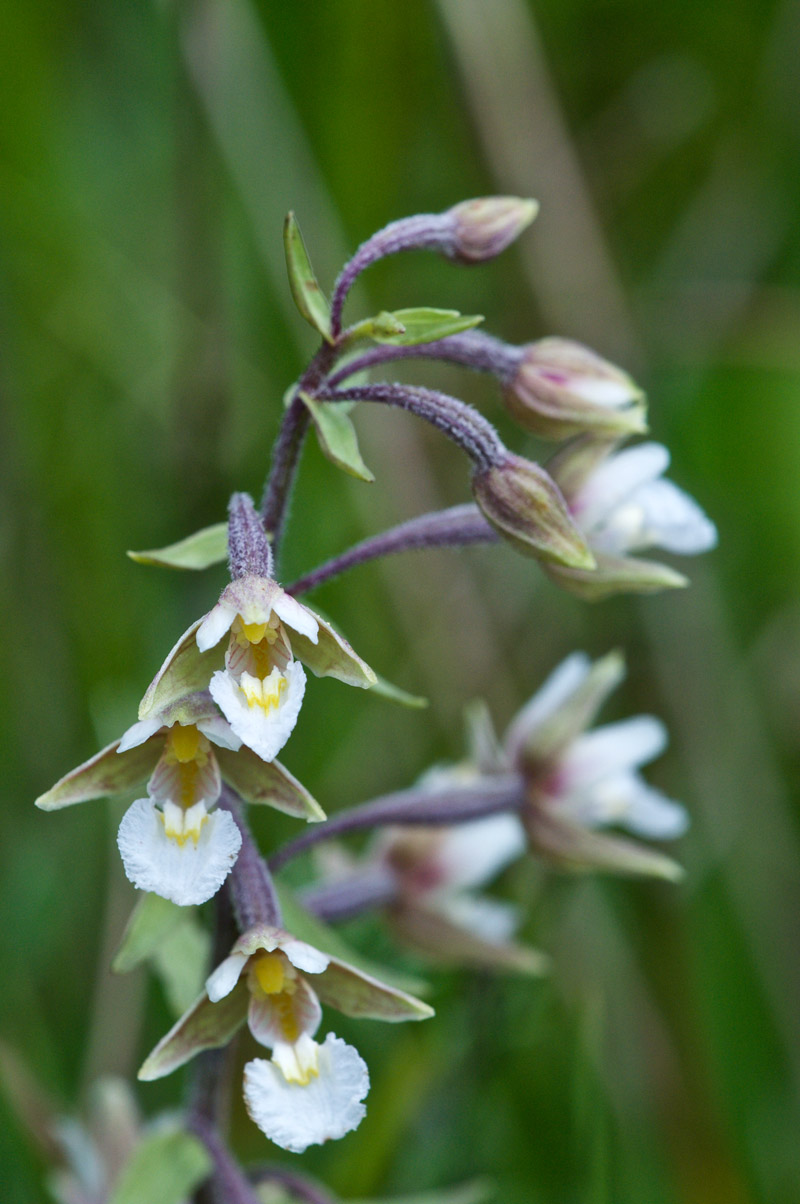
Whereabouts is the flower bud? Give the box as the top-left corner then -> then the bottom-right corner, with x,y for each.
504,338 -> 647,440
447,197 -> 539,263
472,453 -> 596,569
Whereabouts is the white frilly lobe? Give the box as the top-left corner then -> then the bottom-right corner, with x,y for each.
242,1034 -> 369,1152
209,659 -> 307,763
116,798 -> 241,906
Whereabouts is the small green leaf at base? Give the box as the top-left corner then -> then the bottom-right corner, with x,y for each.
107,1128 -> 212,1204
371,308 -> 484,346
284,212 -> 334,343
127,523 -> 228,570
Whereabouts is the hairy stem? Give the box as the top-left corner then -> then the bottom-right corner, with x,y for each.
300,865 -> 399,924
219,788 -> 283,930
328,329 -> 521,388
269,775 -> 525,872
288,504 -> 497,596
317,382 -> 505,470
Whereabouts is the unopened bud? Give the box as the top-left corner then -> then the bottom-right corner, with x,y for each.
504,338 -> 647,440
448,197 -> 539,263
472,454 -> 595,569
227,492 -> 273,580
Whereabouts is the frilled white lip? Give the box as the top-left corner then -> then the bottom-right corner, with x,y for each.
242,1034 -> 369,1153
116,798 -> 241,906
209,660 -> 306,763
196,576 -> 319,653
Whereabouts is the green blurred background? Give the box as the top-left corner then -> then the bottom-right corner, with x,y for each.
3,1 -> 800,1201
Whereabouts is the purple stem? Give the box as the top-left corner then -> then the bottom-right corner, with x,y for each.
260,341 -> 339,563
287,504 -> 497,596
328,330 -> 522,388
330,213 -> 453,338
189,1113 -> 263,1204
316,383 -> 505,471
268,775 -> 525,872
300,865 -> 399,924
249,1166 -> 339,1204
219,788 -> 283,930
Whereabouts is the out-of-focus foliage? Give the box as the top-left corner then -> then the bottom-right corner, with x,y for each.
2,1 -> 800,1201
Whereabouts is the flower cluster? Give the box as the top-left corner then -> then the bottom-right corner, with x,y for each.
34,198 -> 717,1185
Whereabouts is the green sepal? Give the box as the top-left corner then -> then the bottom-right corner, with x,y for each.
138,620 -> 226,720
127,523 -> 228,571
216,748 -> 325,822
138,980 -> 250,1081
525,807 -> 684,882
546,553 -> 688,601
368,307 -> 484,347
284,212 -> 334,343
299,391 -> 375,482
35,737 -> 160,810
276,887 -> 430,1000
390,903 -> 549,977
290,602 -> 377,688
313,955 -> 434,1022
370,673 -> 429,709
107,1127 -> 212,1204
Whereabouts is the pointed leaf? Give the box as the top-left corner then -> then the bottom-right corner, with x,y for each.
113,893 -> 186,974
289,603 -> 377,688
546,553 -> 688,602
217,747 -> 325,822
127,523 -> 228,571
284,212 -> 333,343
299,392 -> 375,482
371,308 -> 484,347
151,915 -> 213,1017
138,620 -> 226,720
108,1128 -> 212,1204
347,310 -> 409,342
138,980 -> 249,1080
36,738 -> 160,811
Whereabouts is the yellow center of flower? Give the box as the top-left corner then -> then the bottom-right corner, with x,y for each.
169,724 -> 202,763
240,667 -> 288,713
161,800 -> 208,846
163,726 -> 212,809
253,950 -> 287,995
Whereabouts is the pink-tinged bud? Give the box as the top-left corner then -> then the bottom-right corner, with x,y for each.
472,453 -> 596,569
504,338 -> 647,440
447,197 -> 539,263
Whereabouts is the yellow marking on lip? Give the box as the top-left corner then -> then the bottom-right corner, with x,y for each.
241,668 -> 288,713
169,724 -> 201,763
253,950 -> 286,995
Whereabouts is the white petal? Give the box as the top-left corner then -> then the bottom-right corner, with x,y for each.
243,1034 -> 369,1153
573,377 -> 635,407
116,798 -> 241,907
117,718 -> 164,753
279,938 -> 330,976
504,653 -> 591,753
560,717 -> 667,790
196,714 -> 242,751
206,953 -> 250,1001
562,772 -> 689,839
196,601 -> 238,653
209,660 -> 306,762
272,592 -> 319,643
623,478 -> 717,555
437,893 -> 520,944
435,815 -> 527,892
575,443 -> 670,535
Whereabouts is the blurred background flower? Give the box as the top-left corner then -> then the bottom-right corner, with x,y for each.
3,2 -> 800,1201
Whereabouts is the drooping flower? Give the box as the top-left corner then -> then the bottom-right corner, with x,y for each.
544,437 -> 717,599
138,925 -> 433,1153
504,650 -> 688,877
138,494 -> 376,762
36,692 -> 324,907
